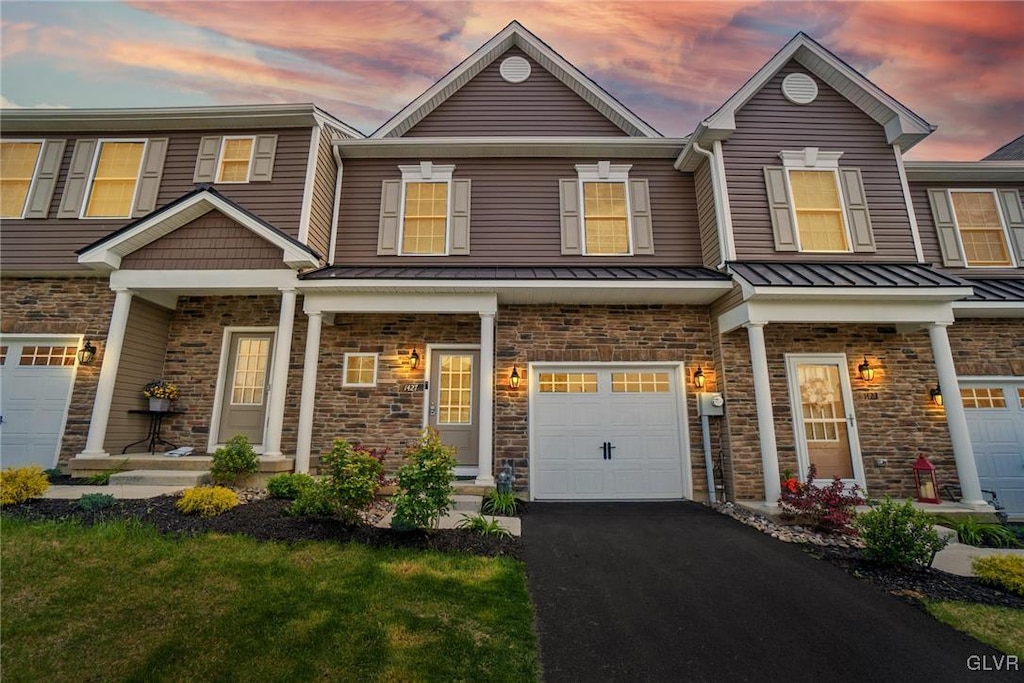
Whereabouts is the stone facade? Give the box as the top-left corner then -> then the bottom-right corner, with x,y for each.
948,318 -> 1024,378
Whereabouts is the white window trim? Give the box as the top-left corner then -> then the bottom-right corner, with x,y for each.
216,135 -> 256,184
779,149 -> 853,253
342,352 -> 379,387
575,161 -> 634,256
80,138 -> 148,219
946,188 -> 1018,269
0,138 -> 45,219
397,162 -> 455,256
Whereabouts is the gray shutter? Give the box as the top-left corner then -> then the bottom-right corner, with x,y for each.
763,167 -> 797,251
559,178 -> 582,255
132,138 -> 168,217
629,178 -> 655,255
250,134 -> 278,181
194,136 -> 221,183
840,168 -> 875,252
23,139 -> 66,219
449,178 -> 471,255
56,139 -> 97,218
926,188 -> 965,267
996,189 -> 1024,262
377,179 -> 402,255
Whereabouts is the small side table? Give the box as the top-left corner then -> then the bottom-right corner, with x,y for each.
123,410 -> 185,454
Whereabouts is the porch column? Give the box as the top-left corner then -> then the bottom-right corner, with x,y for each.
928,322 -> 987,507
80,288 -> 133,457
294,310 -> 323,473
475,311 -> 496,486
746,322 -> 781,503
262,287 -> 297,460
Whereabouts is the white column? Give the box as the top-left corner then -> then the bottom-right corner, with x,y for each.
928,322 -> 987,507
262,288 -> 297,460
294,310 -> 323,473
475,311 -> 496,486
80,288 -> 134,457
746,322 -> 781,504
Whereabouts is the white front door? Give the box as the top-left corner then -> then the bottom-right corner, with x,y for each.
962,382 -> 1024,519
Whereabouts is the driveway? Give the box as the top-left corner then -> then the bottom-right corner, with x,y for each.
522,502 -> 1014,683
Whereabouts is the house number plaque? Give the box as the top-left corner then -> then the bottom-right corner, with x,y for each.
402,383 -> 426,392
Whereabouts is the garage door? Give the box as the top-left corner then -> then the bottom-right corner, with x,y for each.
531,366 -> 687,500
962,382 -> 1024,519
0,337 -> 80,469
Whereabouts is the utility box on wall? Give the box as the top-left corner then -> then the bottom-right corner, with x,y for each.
696,392 -> 725,417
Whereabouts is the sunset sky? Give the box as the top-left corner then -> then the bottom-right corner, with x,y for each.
2,1 -> 1021,160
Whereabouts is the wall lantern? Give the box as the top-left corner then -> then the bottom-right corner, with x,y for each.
693,366 -> 706,389
509,365 -> 521,389
858,355 -> 875,382
930,384 -> 943,407
409,349 -> 420,370
912,455 -> 941,504
77,340 -> 97,365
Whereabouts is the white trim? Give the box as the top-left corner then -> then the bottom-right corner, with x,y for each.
744,286 -> 974,302
718,298 -> 959,334
712,140 -> 737,262
297,124 -> 321,245
111,269 -> 299,293
0,138 -> 45,219
337,137 -> 685,159
783,166 -> 854,254
958,375 -> 1024,382
953,301 -> 1024,318
303,292 -> 498,316
779,148 -> 843,169
946,188 -> 1019,269
79,138 -> 148,219
207,326 -> 276,454
328,148 -> 343,264
342,352 -> 379,388
892,144 -> 926,263
214,135 -> 256,184
904,161 -> 1024,183
397,163 -> 455,256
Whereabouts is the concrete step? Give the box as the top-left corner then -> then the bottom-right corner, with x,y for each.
453,481 -> 496,496
451,494 -> 483,513
108,470 -> 211,487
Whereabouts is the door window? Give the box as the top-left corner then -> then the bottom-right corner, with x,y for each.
960,387 -> 1006,409
230,337 -> 270,405
792,361 -> 858,481
438,354 -> 473,424
611,372 -> 670,393
537,373 -> 598,393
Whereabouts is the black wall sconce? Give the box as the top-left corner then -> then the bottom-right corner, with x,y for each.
693,366 -> 705,389
930,384 -> 943,407
409,349 -> 420,370
858,355 -> 875,382
77,340 -> 97,365
509,365 -> 521,389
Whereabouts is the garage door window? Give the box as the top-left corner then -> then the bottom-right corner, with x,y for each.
19,345 -> 77,367
961,387 -> 1006,409
538,372 -> 597,393
0,346 -> 7,364
611,372 -> 670,393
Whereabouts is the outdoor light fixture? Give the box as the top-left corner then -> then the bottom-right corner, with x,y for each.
912,455 -> 940,504
509,365 -> 521,389
409,349 -> 420,370
693,366 -> 705,389
930,384 -> 943,407
858,355 -> 875,382
77,340 -> 97,365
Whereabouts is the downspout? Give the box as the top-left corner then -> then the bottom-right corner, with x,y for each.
691,142 -> 734,269
701,412 -> 716,504
328,145 -> 344,265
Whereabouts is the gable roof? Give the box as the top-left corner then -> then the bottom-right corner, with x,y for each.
372,21 -> 660,139
983,134 -> 1024,161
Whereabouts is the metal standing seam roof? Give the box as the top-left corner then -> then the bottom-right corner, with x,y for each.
962,278 -> 1024,302
300,265 -> 730,281
727,262 -> 972,288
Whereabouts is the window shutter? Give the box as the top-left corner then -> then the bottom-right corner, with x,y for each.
449,178 -> 471,255
839,168 -> 876,252
377,179 -> 402,255
57,139 -> 97,218
250,134 -> 278,181
23,139 -> 66,219
926,189 -> 965,267
629,178 -> 655,255
559,178 -> 582,255
194,136 -> 221,183
763,167 -> 797,251
996,189 -> 1024,263
132,138 -> 168,217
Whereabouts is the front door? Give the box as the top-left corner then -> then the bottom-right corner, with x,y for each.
218,332 -> 274,445
428,350 -> 480,467
786,354 -> 865,488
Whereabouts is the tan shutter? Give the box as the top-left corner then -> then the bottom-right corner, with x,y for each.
840,168 -> 876,252
132,138 -> 168,217
250,134 -> 278,181
926,188 -> 965,267
449,178 -> 471,255
377,179 -> 402,255
996,189 -> 1024,262
763,167 -> 797,251
629,178 -> 655,255
194,136 -> 221,183
559,178 -> 582,255
23,139 -> 66,219
56,139 -> 97,218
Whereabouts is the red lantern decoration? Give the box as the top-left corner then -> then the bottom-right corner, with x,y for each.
912,455 -> 940,504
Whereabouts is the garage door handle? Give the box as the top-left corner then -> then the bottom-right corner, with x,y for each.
608,443 -> 616,459
600,442 -> 608,460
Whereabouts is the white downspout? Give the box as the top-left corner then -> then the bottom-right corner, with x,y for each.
692,142 -> 735,268
328,146 -> 344,265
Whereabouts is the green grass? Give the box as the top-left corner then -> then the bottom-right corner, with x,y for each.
0,518 -> 538,682
926,601 -> 1024,658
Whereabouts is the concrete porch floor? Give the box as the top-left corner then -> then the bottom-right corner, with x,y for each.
736,499 -> 1001,522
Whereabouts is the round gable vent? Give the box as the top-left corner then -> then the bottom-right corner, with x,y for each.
499,56 -> 531,84
782,72 -> 819,105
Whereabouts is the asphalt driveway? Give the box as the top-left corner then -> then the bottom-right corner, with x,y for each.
522,502 -> 1014,683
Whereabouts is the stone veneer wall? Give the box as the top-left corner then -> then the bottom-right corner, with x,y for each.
947,318 -> 1024,377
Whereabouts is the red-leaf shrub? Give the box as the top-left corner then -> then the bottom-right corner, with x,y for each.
779,464 -> 864,534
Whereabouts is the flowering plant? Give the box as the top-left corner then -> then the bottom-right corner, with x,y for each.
779,464 -> 864,534
142,379 -> 179,400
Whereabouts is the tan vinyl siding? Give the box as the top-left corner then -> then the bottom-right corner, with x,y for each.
334,158 -> 702,265
722,60 -> 916,261
307,127 -> 339,258
403,47 -> 630,138
104,298 -> 172,454
694,160 -> 721,267
2,127 -> 311,273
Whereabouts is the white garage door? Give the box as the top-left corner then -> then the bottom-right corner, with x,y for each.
0,337 -> 80,470
531,366 -> 687,500
962,382 -> 1024,519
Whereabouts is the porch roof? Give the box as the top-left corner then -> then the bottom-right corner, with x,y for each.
963,277 -> 1024,302
302,265 -> 729,282
728,262 -> 970,289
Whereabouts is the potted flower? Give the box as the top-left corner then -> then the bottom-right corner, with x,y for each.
143,380 -> 178,412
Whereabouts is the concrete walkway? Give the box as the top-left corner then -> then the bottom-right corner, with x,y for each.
933,542 -> 1024,577
522,502 -> 1015,683
43,485 -> 187,500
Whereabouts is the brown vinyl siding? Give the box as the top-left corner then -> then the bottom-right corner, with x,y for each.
694,160 -> 721,267
710,285 -> 744,320
120,211 -> 287,270
2,127 -> 311,273
334,158 -> 703,266
104,298 -> 172,454
723,60 -> 917,261
307,127 -> 339,259
403,47 -> 630,138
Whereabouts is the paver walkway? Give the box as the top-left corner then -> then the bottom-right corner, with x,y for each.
522,502 -> 1016,683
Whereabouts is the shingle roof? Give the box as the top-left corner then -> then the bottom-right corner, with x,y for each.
962,278 -> 1024,302
983,134 -> 1024,161
301,265 -> 729,281
728,262 -> 970,288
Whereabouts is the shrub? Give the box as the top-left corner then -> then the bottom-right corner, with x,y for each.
210,435 -> 259,485
778,464 -> 864,534
77,493 -> 117,511
482,490 -> 519,516
855,497 -> 948,567
318,440 -> 384,525
176,486 -> 239,517
391,429 -> 456,532
81,459 -> 130,486
937,516 -> 1021,548
288,480 -> 335,517
0,467 -> 50,505
267,473 -> 315,500
973,555 -> 1024,597
457,513 -> 512,538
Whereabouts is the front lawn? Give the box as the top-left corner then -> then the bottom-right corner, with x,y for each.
926,601 -> 1024,659
0,518 -> 538,682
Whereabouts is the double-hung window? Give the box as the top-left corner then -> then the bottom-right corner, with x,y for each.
216,136 -> 255,183
559,161 -> 654,256
950,191 -> 1014,267
788,169 -> 848,251
83,140 -> 146,218
377,162 -> 471,256
0,140 -> 43,218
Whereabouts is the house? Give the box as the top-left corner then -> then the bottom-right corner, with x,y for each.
1,23 -> 1021,517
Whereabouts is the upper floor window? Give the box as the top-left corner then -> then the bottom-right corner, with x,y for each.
582,181 -> 630,254
377,162 -> 471,257
927,187 -> 1023,269
788,170 -> 848,252
216,136 -> 255,183
403,179 -> 449,254
558,161 -> 655,257
84,140 -> 146,218
193,134 -> 277,185
0,140 -> 42,218
950,191 -> 1013,267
